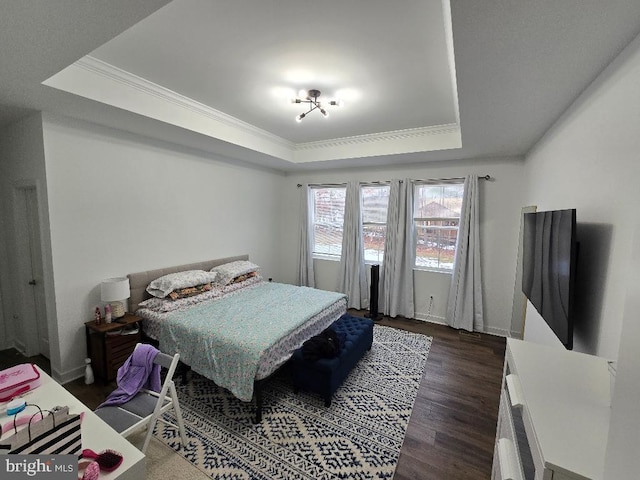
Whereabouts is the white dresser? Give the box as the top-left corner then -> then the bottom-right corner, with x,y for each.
492,339 -> 611,480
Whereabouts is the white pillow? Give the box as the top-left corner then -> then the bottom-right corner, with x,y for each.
210,260 -> 260,286
146,270 -> 218,298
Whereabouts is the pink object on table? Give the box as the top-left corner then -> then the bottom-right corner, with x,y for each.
0,364 -> 41,402
78,460 -> 100,480
81,448 -> 123,472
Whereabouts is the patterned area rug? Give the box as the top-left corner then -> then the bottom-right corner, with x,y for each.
154,325 -> 432,479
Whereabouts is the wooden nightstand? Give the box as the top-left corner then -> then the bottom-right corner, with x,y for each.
85,313 -> 142,383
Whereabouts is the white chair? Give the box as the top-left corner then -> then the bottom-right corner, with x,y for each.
95,346 -> 187,453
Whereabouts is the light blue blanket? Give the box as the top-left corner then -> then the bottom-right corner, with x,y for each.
159,282 -> 346,401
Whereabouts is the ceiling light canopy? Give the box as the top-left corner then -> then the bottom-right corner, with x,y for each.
291,89 -> 342,122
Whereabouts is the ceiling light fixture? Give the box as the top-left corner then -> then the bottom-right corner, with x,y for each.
291,89 -> 342,122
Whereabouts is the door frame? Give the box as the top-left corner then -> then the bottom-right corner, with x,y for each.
12,179 -> 49,357
510,205 -> 537,338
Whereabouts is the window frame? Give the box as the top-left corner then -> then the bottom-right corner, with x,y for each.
309,180 -> 465,273
413,181 -> 465,273
360,184 -> 390,265
310,186 -> 347,261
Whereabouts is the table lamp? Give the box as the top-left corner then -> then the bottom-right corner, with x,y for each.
100,277 -> 130,319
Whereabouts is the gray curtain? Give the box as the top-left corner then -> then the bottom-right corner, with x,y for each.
338,181 -> 368,309
446,175 -> 484,331
379,179 -> 416,318
297,184 -> 315,287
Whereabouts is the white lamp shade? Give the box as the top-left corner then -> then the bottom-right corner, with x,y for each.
101,277 -> 130,302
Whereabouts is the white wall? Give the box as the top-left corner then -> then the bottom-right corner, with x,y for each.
280,157 -> 526,337
519,31 -> 640,480
603,216 -> 640,478
523,31 -> 640,363
40,114 -> 286,381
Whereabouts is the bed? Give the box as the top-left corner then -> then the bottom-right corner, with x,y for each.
128,255 -> 347,422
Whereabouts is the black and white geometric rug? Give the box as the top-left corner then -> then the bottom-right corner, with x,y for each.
154,325 -> 432,479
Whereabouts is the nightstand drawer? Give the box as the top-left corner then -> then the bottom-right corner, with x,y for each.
85,314 -> 142,383
105,331 -> 139,350
106,333 -> 140,377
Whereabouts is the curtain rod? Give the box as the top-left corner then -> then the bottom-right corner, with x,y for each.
415,174 -> 491,184
297,175 -> 491,188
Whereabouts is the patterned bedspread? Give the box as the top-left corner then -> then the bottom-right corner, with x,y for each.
157,282 -> 346,401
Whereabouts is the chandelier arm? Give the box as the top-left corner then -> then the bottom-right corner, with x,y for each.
301,103 -> 319,116
294,89 -> 335,120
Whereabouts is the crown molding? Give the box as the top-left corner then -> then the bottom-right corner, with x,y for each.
76,56 -> 294,150
49,56 -> 461,164
294,124 -> 460,152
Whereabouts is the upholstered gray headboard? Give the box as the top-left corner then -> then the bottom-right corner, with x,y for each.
127,254 -> 249,313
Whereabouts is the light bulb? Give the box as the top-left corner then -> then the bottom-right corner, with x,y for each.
320,108 -> 328,117
330,99 -> 344,107
296,113 -> 305,122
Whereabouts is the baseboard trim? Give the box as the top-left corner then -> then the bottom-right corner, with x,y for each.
484,326 -> 510,338
55,365 -> 85,385
13,340 -> 26,355
414,312 -> 447,324
413,313 -> 510,338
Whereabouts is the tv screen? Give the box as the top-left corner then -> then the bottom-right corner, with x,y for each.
522,209 -> 576,349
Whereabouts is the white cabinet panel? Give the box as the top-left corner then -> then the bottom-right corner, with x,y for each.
492,339 -> 611,480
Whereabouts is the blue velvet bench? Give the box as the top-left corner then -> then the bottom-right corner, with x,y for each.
290,314 -> 374,406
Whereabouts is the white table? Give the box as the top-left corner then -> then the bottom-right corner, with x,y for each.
1,366 -> 145,479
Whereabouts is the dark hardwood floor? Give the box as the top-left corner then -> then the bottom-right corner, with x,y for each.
1,313 -> 506,479
370,314 -> 505,480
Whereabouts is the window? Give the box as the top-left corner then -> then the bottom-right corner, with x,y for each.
361,185 -> 390,263
311,187 -> 346,257
311,185 -> 390,262
413,182 -> 464,271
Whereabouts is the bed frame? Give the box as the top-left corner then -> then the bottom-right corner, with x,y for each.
128,254 -> 281,423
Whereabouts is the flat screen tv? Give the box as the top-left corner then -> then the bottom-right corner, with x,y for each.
522,209 -> 577,349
